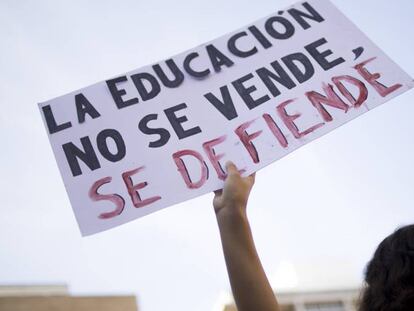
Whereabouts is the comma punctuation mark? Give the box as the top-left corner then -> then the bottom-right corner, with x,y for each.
352,47 -> 364,60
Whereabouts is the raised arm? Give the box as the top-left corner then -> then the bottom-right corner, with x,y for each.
213,162 -> 280,311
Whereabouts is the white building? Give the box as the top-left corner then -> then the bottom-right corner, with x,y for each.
222,288 -> 360,311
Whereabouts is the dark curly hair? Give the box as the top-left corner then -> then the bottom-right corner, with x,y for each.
359,225 -> 414,311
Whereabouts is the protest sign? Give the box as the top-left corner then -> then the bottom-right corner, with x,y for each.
39,0 -> 413,236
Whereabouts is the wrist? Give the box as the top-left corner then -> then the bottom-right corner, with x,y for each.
216,205 -> 248,224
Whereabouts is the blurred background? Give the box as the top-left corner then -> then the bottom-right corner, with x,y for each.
1,0 -> 413,310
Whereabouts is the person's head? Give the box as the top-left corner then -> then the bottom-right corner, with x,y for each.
360,225 -> 414,311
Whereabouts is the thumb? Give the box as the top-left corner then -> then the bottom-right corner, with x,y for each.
225,161 -> 239,175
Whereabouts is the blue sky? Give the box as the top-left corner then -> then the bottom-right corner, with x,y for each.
1,0 -> 413,310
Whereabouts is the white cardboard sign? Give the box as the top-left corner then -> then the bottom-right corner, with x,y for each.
39,0 -> 413,236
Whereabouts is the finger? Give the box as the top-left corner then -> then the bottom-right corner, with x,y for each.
243,172 -> 255,186
225,161 -> 239,175
214,189 -> 223,196
249,172 -> 256,183
238,168 -> 247,175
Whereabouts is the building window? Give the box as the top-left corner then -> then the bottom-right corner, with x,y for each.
305,301 -> 345,311
280,305 -> 295,311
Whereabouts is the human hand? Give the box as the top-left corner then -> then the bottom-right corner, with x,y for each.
213,161 -> 255,217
